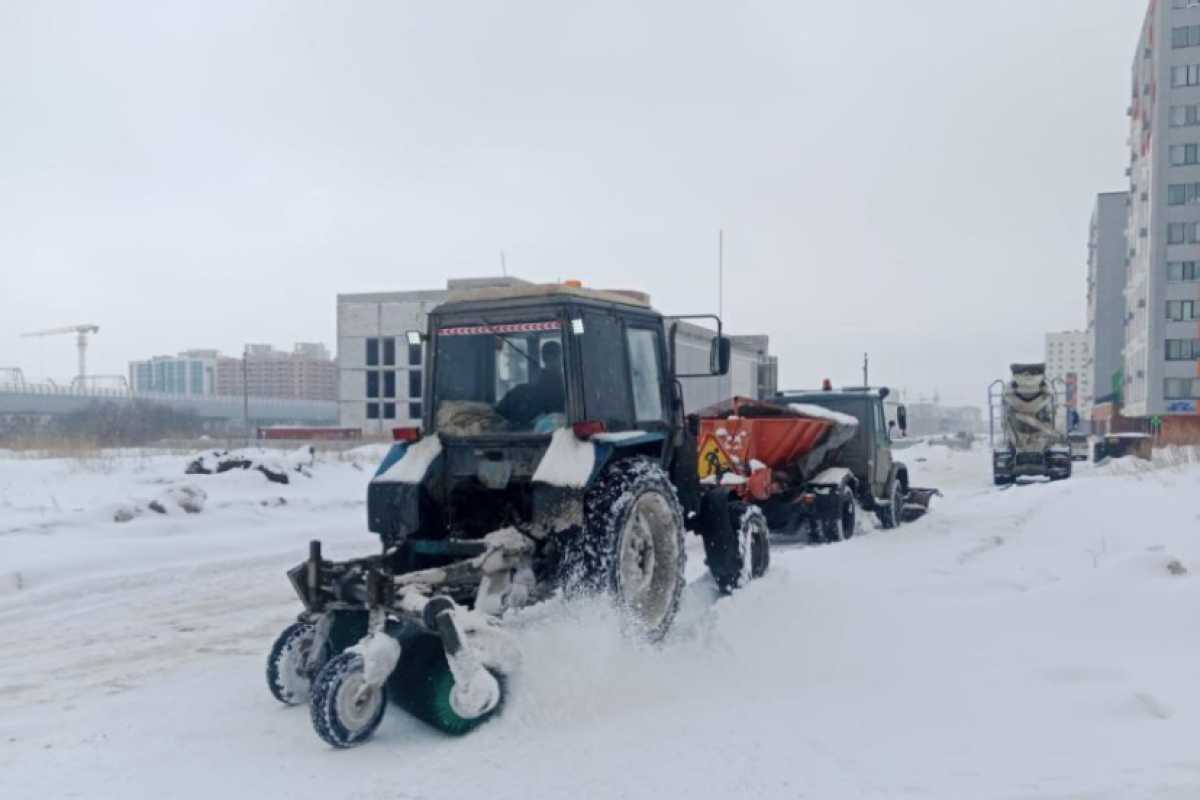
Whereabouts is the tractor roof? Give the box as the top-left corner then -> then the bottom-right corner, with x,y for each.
436,283 -> 654,314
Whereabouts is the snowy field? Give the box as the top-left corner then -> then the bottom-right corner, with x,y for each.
1,442 -> 1199,799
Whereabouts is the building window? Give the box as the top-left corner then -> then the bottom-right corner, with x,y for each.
408,370 -> 423,399
408,343 -> 423,366
383,338 -> 396,367
1166,339 -> 1200,360
366,338 -> 380,367
409,402 -> 423,420
382,402 -> 396,419
383,371 -> 396,398
1167,299 -> 1198,320
1168,182 -> 1200,204
1168,260 -> 1200,280
1174,0 -> 1200,10
1173,25 -> 1200,49
1165,378 -> 1200,399
366,402 -> 380,419
1172,65 -> 1200,87
366,370 -> 380,398
1169,143 -> 1200,165
1167,222 -> 1200,243
1170,104 -> 1200,127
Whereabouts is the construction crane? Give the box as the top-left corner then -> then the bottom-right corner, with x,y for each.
20,324 -> 100,382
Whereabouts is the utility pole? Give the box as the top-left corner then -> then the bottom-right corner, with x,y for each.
500,250 -> 507,277
717,229 -> 724,320
863,353 -> 869,387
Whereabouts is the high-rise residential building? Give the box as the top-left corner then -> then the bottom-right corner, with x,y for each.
215,343 -> 337,402
1124,1 -> 1200,440
1045,331 -> 1090,424
129,350 -> 219,396
1086,191 -> 1130,420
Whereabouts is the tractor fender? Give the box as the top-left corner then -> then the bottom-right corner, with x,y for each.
585,431 -> 669,486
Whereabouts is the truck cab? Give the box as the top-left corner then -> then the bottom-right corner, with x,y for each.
773,386 -> 926,527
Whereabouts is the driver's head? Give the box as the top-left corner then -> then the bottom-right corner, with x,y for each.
542,340 -> 562,371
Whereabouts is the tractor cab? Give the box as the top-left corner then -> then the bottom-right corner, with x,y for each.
369,284 -> 729,548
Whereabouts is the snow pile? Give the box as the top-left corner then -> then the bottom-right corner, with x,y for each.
113,484 -> 208,522
185,446 -> 316,484
788,402 -> 859,428
531,428 -> 595,487
375,434 -> 443,483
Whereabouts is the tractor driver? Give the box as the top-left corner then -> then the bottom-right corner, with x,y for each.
496,339 -> 565,426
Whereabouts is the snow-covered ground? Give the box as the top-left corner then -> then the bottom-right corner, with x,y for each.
1,442 -> 1198,799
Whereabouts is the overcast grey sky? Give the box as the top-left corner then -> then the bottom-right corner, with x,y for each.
1,1 -> 1145,406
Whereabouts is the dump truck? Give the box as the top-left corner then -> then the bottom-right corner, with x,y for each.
989,363 -> 1072,484
695,387 -> 939,544
265,283 -> 773,748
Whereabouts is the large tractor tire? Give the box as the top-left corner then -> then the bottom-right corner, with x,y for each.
266,621 -> 329,706
310,652 -> 387,748
821,485 -> 858,543
568,458 -> 687,642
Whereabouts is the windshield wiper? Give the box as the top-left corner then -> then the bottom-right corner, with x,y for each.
476,315 -> 539,366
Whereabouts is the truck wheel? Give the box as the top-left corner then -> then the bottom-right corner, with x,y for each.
876,480 -> 903,530
713,502 -> 769,592
266,621 -> 328,706
822,486 -> 857,543
310,652 -> 387,748
573,458 -> 687,642
747,506 -> 770,579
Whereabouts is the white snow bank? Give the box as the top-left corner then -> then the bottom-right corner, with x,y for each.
788,403 -> 859,428
532,428 -> 595,488
375,435 -> 443,483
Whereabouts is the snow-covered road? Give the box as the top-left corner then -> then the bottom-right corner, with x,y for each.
1,444 -> 1198,799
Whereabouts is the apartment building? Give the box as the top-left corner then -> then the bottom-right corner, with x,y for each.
1124,0 -> 1200,440
1085,192 -> 1130,421
129,350 -> 219,396
214,343 -> 337,402
1045,331 -> 1091,425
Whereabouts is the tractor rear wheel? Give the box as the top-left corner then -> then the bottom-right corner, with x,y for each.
570,458 -> 687,642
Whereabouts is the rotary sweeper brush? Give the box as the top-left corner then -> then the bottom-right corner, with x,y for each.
265,283 -> 778,747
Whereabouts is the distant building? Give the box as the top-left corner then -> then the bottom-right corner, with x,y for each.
215,343 -> 336,402
1085,191 -> 1129,422
336,278 -> 775,436
1045,331 -> 1090,424
903,401 -> 985,437
129,350 -> 219,396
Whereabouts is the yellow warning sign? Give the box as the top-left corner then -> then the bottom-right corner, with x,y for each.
697,434 -> 734,479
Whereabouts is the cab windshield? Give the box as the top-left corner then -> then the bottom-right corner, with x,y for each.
432,320 -> 567,435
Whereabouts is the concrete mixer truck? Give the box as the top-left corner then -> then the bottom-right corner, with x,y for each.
990,363 -> 1072,485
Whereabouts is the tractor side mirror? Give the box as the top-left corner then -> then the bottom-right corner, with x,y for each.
897,404 -> 908,437
710,336 -> 732,376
